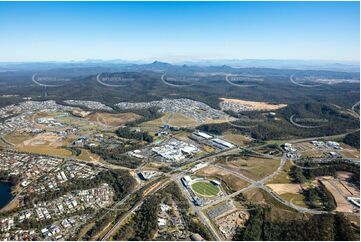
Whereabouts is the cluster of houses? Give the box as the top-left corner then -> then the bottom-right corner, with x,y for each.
0,151 -> 63,188
28,161 -> 102,195
0,184 -> 113,240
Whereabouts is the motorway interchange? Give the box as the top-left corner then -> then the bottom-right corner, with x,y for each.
99,134 -> 348,241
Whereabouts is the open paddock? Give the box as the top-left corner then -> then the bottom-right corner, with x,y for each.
267,160 -> 293,184
216,154 -> 280,181
221,132 -> 252,146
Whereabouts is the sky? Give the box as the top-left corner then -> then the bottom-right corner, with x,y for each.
0,1 -> 359,62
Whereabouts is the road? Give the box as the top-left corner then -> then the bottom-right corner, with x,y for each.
1,127 -> 355,240
101,146 -> 236,241
101,179 -> 173,241
351,101 -> 360,114
173,176 -> 223,241
203,151 -> 329,215
102,141 -> 332,240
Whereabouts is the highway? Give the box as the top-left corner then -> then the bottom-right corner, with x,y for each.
202,151 -> 329,215
1,128 -> 355,240
101,139 -> 334,240
173,176 -> 223,241
101,179 -> 173,240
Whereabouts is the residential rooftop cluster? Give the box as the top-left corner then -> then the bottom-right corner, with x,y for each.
116,98 -> 235,123
64,100 -> 113,112
0,151 -> 63,188
26,161 -> 104,195
0,101 -> 73,136
0,184 -> 112,241
219,101 -> 258,113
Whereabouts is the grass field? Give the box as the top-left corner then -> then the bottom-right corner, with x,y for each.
217,154 -> 280,181
243,188 -> 299,213
191,181 -> 220,197
221,132 -> 252,146
140,113 -> 198,131
16,146 -> 72,157
267,160 -> 293,184
196,166 -> 249,193
77,148 -> 103,162
280,192 -> 308,208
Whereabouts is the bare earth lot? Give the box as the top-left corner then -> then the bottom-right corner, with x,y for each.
267,184 -> 303,195
318,176 -> 355,213
86,112 -> 142,127
219,98 -> 287,111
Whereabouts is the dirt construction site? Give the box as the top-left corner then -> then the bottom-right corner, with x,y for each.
318,173 -> 360,213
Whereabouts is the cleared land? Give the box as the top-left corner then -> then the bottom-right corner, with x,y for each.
267,184 -> 303,195
319,176 -> 357,213
141,162 -> 169,171
5,131 -> 73,157
77,148 -> 103,162
70,109 -> 92,118
86,112 -> 142,127
267,160 -> 293,184
16,146 -> 72,157
338,143 -> 360,159
23,132 -> 64,147
191,181 -> 220,197
242,188 -> 305,219
267,184 -> 307,208
217,154 -> 280,181
140,113 -> 198,131
221,132 -> 252,146
279,192 -> 308,208
219,98 -> 287,111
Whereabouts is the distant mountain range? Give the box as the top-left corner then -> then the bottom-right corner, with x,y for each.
0,59 -> 359,72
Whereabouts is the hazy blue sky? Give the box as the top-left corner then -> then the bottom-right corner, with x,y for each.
0,1 -> 359,62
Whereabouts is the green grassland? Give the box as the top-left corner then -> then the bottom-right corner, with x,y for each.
191,181 -> 220,197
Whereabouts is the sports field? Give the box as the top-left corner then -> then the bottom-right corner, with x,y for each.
191,181 -> 220,197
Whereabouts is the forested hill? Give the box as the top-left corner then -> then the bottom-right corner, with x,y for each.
0,63 -> 359,110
